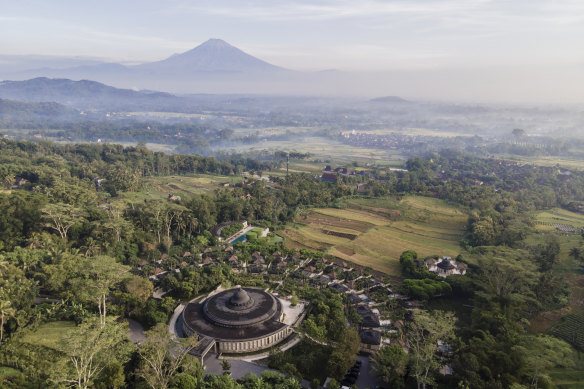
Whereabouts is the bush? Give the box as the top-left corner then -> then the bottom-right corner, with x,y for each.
400,278 -> 451,300
220,222 -> 244,239
246,232 -> 258,242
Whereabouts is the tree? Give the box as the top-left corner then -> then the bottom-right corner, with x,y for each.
371,345 -> 408,388
136,323 -> 199,389
72,256 -> 130,326
103,200 -> 134,243
512,128 -> 526,138
569,247 -> 581,261
515,335 -> 575,389
53,317 -> 132,389
535,234 -> 561,271
407,310 -> 456,389
221,360 -> 231,375
124,275 -> 154,302
0,299 -> 15,343
327,327 -> 360,379
42,202 -> 86,240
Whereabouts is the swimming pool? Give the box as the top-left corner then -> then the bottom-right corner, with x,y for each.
229,235 -> 247,245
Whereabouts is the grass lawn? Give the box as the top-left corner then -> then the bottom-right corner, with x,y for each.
20,321 -> 76,350
279,195 -> 467,275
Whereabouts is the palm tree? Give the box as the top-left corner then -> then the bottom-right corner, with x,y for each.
569,247 -> 581,261
0,299 -> 16,343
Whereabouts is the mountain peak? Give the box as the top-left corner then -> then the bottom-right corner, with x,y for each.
136,39 -> 285,73
199,38 -> 233,48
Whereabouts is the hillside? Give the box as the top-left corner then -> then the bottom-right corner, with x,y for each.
0,77 -> 183,110
0,97 -> 78,122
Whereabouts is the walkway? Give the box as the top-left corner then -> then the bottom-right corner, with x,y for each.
226,226 -> 254,244
128,318 -> 146,344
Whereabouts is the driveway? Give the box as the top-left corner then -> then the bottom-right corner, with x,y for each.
352,354 -> 386,389
203,355 -> 315,388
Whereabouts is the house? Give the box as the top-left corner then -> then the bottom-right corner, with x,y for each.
355,305 -> 380,328
321,172 -> 337,183
329,283 -> 349,293
426,257 -> 467,277
168,194 -> 182,201
348,293 -> 362,305
252,252 -> 265,266
359,329 -> 382,353
424,258 -> 438,272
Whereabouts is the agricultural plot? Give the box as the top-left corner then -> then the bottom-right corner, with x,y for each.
279,195 -> 467,275
536,208 -> 584,232
214,136 -> 405,166
549,312 -> 584,351
140,174 -> 243,200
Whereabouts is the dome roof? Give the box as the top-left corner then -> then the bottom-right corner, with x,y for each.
182,286 -> 289,347
437,259 -> 455,270
229,288 -> 252,307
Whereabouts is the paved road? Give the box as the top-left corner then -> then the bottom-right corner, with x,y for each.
352,354 -> 386,389
204,355 -> 315,388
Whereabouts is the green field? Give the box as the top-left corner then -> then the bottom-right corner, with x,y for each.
550,354 -> 584,389
536,208 -> 584,232
214,136 -> 406,167
279,196 -> 467,275
136,174 -> 243,200
20,321 -> 76,350
497,154 -> 584,171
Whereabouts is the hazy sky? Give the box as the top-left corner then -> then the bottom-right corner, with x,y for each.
1,0 -> 584,71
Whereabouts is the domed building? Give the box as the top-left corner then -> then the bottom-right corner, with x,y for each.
182,287 -> 294,355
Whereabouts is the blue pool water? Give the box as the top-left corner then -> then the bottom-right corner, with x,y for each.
229,235 -> 247,245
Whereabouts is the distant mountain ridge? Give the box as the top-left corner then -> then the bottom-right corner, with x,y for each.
0,77 -> 183,110
1,39 -> 286,82
0,97 -> 78,122
369,96 -> 409,103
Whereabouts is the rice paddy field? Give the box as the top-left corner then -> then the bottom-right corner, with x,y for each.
278,195 -> 468,275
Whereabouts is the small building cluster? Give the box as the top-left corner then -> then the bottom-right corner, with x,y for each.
424,256 -> 467,277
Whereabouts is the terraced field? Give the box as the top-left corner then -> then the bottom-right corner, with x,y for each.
536,208 -> 584,232
278,196 -> 468,275
549,312 -> 584,351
